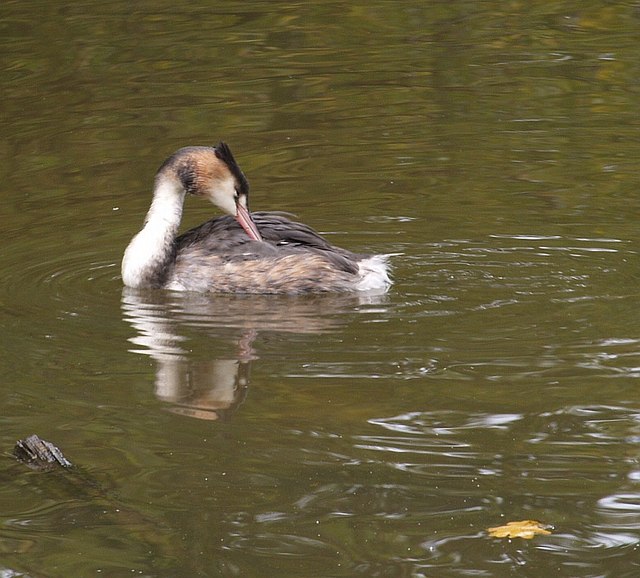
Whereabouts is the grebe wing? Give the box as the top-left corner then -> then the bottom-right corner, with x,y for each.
251,213 -> 343,249
175,212 -> 363,274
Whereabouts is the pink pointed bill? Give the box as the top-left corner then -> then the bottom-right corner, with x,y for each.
236,202 -> 262,241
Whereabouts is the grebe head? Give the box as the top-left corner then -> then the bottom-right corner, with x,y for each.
156,143 -> 262,241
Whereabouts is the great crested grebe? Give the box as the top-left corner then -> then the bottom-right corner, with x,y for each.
121,143 -> 392,294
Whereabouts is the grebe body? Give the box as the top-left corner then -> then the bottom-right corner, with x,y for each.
121,144 -> 391,294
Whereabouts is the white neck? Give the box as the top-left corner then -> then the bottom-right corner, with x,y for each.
121,177 -> 186,288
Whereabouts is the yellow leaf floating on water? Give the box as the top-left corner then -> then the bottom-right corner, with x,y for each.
487,520 -> 552,539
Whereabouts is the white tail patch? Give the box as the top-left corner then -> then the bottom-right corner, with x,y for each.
355,255 -> 393,292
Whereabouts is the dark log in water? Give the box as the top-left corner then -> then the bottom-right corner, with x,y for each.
10,433 -> 185,566
13,434 -> 73,470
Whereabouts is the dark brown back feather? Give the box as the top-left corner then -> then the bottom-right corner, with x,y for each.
175,212 -> 365,275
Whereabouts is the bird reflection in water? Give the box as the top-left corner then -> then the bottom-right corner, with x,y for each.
121,289 -> 386,420
153,332 -> 256,421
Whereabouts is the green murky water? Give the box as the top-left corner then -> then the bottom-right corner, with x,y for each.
2,1 -> 640,576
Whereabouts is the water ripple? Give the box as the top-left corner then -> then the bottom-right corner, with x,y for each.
401,235 -> 635,318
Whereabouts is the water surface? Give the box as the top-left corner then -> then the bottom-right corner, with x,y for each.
2,1 -> 640,576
